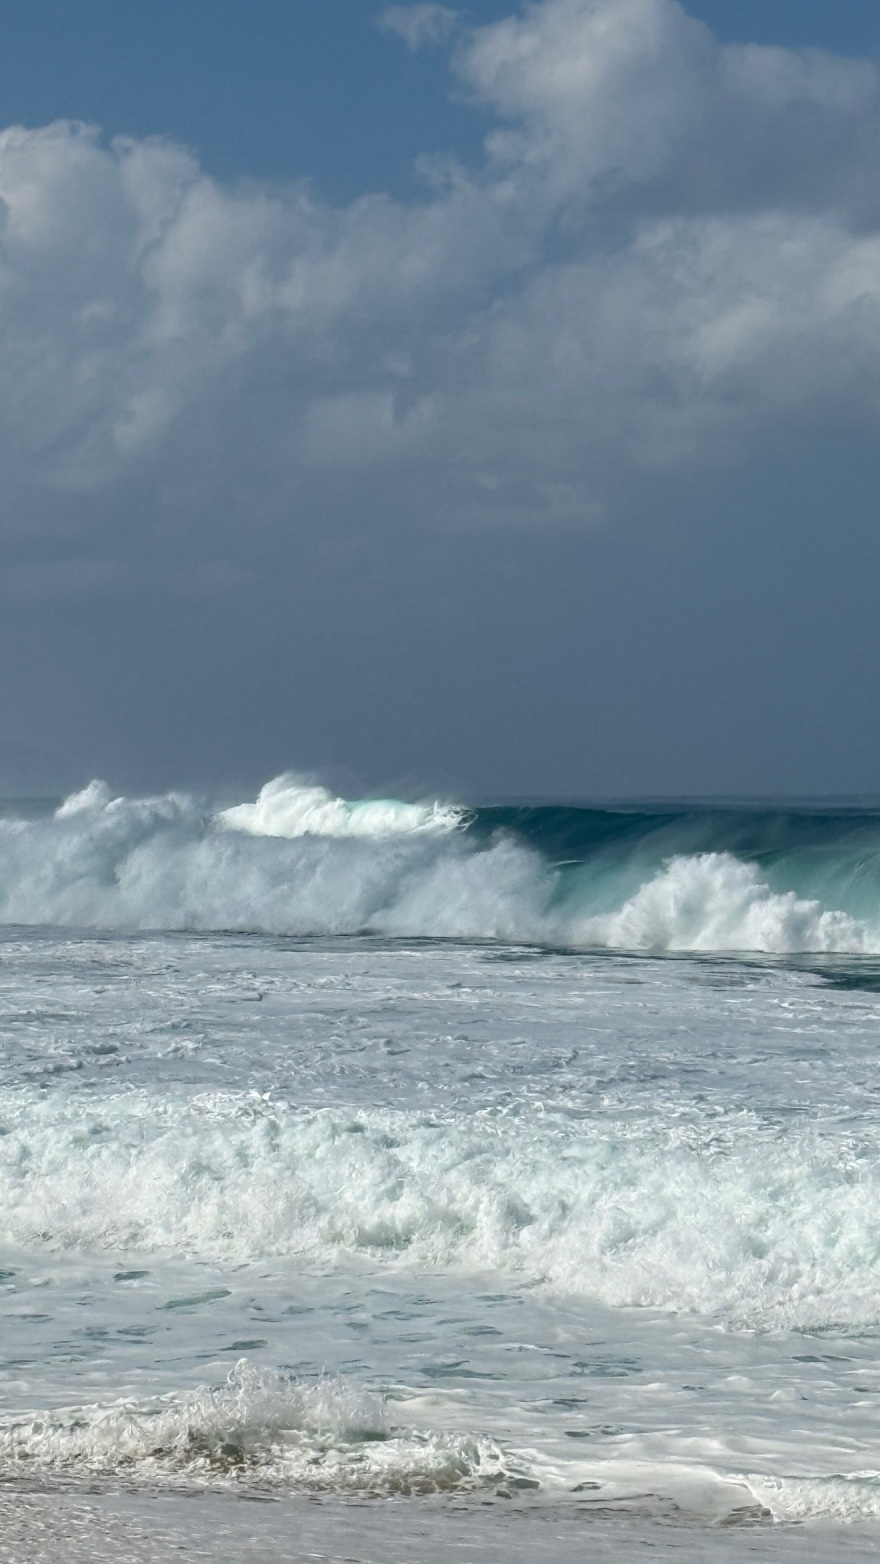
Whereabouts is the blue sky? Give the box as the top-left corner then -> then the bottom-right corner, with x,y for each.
0,2 -> 511,196
2,0 -> 880,798
3,1 -> 879,192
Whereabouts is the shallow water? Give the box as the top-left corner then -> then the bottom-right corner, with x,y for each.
2,929 -> 880,1533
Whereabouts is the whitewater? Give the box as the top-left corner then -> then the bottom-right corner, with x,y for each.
3,772 -> 880,952
3,774 -> 880,1559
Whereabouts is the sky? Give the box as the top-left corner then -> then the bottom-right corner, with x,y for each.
2,0 -> 880,800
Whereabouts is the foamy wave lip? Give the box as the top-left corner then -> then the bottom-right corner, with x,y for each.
216,775 -> 463,840
0,1362 -> 522,1495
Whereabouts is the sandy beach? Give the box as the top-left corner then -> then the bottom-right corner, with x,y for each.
4,1490 -> 880,1564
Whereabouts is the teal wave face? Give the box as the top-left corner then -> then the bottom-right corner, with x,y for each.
461,803 -> 880,950
467,802 -> 880,864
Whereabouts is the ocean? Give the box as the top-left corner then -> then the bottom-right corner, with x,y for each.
2,775 -> 880,1560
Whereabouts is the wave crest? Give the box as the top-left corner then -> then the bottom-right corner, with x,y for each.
217,774 -> 463,840
0,777 -> 878,953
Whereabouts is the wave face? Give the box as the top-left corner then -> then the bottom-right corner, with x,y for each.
3,776 -> 880,953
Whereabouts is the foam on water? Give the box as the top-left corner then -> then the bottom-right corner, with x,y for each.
9,1358 -> 880,1525
0,1361 -> 517,1495
746,1474 -> 880,1526
575,852 -> 869,953
2,1088 -> 879,1332
216,775 -> 463,840
0,778 -> 548,942
3,776 -> 880,953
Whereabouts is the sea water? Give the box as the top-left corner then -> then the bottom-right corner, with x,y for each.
2,777 -> 880,1559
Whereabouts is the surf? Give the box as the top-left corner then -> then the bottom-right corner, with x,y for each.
2,774 -> 880,953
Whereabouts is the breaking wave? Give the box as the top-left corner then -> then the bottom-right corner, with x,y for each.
3,1089 -> 880,1332
0,1360 -> 520,1495
2,774 -> 880,953
215,775 -> 463,840
7,1358 -> 880,1523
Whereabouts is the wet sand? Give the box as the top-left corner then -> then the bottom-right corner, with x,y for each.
2,1490 -> 879,1564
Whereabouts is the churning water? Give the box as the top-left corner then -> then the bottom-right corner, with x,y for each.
3,777 -> 880,1555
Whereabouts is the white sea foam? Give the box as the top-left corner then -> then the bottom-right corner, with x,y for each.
0,778 -> 877,953
0,1361 -> 516,1494
217,774 -> 463,840
2,1089 -> 879,1332
745,1473 -> 880,1525
0,778 -> 548,939
576,852 -> 871,954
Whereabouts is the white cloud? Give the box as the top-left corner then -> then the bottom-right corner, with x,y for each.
2,0 -> 880,592
460,0 -> 880,216
377,5 -> 458,50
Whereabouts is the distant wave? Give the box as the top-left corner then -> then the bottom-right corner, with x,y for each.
2,774 -> 880,953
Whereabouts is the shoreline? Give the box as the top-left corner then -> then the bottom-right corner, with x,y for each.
3,1489 -> 880,1564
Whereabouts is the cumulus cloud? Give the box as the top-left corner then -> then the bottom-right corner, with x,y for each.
377,5 -> 458,50
3,0 -> 880,596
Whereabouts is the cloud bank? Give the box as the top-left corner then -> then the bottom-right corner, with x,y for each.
3,0 -> 880,597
